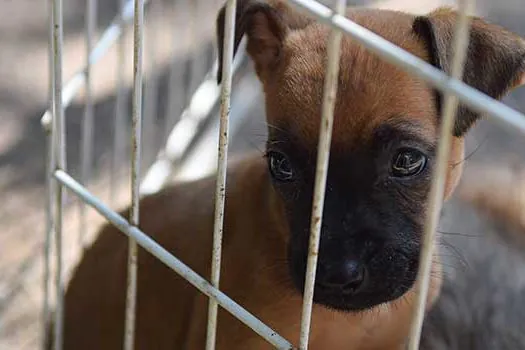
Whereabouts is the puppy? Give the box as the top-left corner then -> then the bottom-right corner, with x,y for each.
54,1 -> 525,349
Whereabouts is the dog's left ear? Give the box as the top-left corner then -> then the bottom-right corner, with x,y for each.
216,0 -> 312,84
413,7 -> 525,136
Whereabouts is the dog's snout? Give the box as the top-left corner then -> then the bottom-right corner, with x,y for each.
318,260 -> 366,293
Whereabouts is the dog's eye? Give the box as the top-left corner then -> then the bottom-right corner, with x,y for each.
391,148 -> 427,177
267,151 -> 294,182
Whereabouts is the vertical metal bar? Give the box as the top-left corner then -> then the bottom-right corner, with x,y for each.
163,0 -> 189,140
51,0 -> 65,347
111,0 -> 129,207
142,0 -> 160,168
43,130 -> 54,350
205,0 -> 236,349
124,0 -> 144,348
42,0 -> 55,346
79,0 -> 98,248
407,1 -> 474,349
298,1 -> 346,348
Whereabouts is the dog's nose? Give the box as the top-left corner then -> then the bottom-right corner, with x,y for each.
317,260 -> 366,293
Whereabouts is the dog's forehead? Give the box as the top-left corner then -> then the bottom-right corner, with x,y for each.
265,9 -> 437,150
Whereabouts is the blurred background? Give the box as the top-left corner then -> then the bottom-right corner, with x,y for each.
1,0 -> 524,348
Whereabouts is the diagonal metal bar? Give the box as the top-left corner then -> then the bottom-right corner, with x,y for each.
41,0 -> 149,129
286,0 -> 525,135
53,169 -> 295,350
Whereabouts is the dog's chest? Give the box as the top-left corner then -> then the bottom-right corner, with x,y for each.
304,311 -> 408,350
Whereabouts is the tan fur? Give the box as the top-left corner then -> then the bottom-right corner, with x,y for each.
59,155 -> 441,349
264,9 -> 437,148
56,2 -> 525,349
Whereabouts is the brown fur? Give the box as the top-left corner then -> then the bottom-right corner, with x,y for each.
54,1 -> 525,349
59,156 -> 438,349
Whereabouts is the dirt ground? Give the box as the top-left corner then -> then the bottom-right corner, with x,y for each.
1,0 -> 525,349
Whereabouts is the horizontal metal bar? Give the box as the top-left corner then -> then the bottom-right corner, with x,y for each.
286,0 -> 525,135
41,0 -> 146,130
53,169 -> 294,350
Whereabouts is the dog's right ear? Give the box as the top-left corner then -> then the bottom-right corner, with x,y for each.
413,8 -> 525,136
216,0 -> 312,83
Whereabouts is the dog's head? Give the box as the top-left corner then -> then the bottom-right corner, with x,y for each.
217,1 -> 525,312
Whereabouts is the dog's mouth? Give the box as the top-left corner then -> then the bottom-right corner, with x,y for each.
290,250 -> 419,312
312,275 -> 415,312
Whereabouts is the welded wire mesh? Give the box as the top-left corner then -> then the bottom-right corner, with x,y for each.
43,0 -> 525,349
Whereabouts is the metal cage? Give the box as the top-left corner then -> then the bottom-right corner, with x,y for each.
42,0 -> 525,349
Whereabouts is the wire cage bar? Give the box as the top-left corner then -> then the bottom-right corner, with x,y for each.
41,0 -> 142,130
205,0 -> 237,349
42,0 -> 56,347
124,0 -> 145,349
43,0 -> 525,349
79,0 -> 98,249
50,0 -> 65,347
407,1 -> 475,348
53,169 -> 294,350
298,0 -> 346,348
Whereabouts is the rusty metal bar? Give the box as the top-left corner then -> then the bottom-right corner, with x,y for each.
407,1 -> 475,348
205,0 -> 237,349
124,0 -> 144,348
298,1 -> 347,349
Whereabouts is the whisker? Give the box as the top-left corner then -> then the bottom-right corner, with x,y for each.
451,132 -> 489,168
438,238 -> 469,268
437,229 -> 481,238
251,120 -> 288,136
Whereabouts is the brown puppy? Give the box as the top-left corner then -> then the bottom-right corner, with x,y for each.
55,2 -> 525,349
